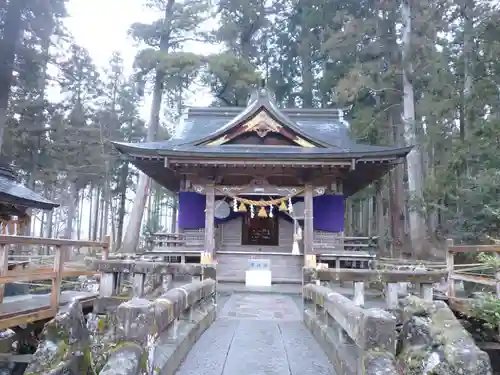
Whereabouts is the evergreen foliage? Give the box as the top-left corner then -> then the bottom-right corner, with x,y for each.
0,0 -> 497,254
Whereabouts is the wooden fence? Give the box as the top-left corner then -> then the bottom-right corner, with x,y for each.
446,238 -> 500,298
0,218 -> 30,235
0,235 -> 109,328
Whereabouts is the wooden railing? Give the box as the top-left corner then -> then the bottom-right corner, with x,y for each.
0,218 -> 29,235
146,231 -> 205,249
446,238 -> 500,298
0,235 -> 109,327
313,235 -> 378,253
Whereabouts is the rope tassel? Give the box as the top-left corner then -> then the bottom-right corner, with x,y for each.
258,206 -> 268,218
279,200 -> 287,211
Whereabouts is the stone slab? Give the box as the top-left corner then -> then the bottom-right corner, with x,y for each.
218,294 -> 302,321
279,320 -> 337,375
175,293 -> 337,375
98,343 -> 143,375
153,304 -> 217,375
173,319 -> 240,375
220,320 -> 295,375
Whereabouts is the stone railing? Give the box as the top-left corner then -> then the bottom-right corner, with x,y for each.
92,259 -> 216,308
25,278 -> 217,375
303,284 -> 399,375
303,267 -> 447,309
398,295 -> 492,374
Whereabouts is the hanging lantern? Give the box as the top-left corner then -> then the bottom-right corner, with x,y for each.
269,204 -> 274,218
250,204 -> 255,218
287,197 -> 293,213
258,206 -> 268,218
233,198 -> 238,212
238,201 -> 247,212
279,200 -> 287,211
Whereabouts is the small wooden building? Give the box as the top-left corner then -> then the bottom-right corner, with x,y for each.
113,86 -> 411,283
0,161 -> 59,296
0,161 -> 58,234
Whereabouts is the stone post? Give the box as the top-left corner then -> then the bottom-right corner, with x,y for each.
133,273 -> 145,297
385,283 -> 399,309
420,283 -> 433,301
353,281 -> 365,307
100,272 -> 116,297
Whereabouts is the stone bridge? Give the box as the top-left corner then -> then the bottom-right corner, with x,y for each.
24,260 -> 493,375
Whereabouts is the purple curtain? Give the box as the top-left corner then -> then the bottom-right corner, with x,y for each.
178,192 -> 205,229
313,195 -> 344,232
178,192 -> 344,232
178,192 -> 242,229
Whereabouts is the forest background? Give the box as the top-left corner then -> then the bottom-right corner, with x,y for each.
0,0 -> 496,258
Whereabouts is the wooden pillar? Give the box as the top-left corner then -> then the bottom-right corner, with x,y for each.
304,184 -> 314,258
204,185 -> 215,257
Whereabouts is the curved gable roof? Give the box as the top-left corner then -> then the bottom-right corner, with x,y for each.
191,88 -> 332,148
112,86 -> 413,162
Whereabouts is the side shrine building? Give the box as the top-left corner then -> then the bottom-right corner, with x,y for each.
113,86 -> 411,283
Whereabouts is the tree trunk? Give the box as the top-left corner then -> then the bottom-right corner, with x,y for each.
389,107 -> 406,256
116,162 -> 128,249
461,0 -> 474,154
92,187 -> 100,241
120,0 -> 176,253
45,187 -> 54,239
64,183 -> 78,239
299,30 -> 314,107
77,189 -> 84,239
0,0 -> 28,152
38,202 -> 45,238
108,196 -> 117,250
24,3 -> 54,236
402,0 -> 426,257
88,185 -> 93,239
101,196 -> 109,240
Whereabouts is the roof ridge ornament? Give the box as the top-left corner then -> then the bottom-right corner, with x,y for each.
247,79 -> 277,106
337,108 -> 349,127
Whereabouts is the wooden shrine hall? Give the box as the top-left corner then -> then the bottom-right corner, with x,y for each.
113,84 -> 411,283
0,161 -> 58,235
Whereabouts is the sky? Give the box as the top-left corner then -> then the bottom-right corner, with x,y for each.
47,0 -> 222,237
64,0 -> 220,120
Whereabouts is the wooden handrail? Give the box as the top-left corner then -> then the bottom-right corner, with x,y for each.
448,245 -> 500,253
446,238 -> 500,298
0,218 -> 29,235
0,235 -> 110,312
0,235 -> 110,248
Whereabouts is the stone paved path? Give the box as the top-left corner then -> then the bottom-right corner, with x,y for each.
174,294 -> 336,375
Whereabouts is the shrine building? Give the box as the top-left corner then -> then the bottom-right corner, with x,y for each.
112,85 -> 411,283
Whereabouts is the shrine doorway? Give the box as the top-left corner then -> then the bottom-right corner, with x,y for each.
241,212 -> 279,246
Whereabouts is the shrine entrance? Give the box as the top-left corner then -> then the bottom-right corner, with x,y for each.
241,211 -> 279,247
113,84 -> 411,283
